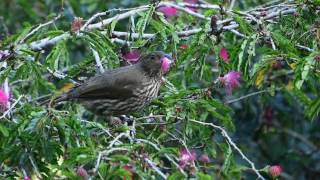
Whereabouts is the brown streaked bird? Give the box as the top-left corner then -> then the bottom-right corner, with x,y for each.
55,51 -> 173,116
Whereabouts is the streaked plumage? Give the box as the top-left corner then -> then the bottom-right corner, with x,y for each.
55,51 -> 173,116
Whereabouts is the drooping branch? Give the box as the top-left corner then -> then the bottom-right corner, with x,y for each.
189,119 -> 266,180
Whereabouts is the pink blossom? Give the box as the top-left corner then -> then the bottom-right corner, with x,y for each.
263,106 -> 273,124
24,177 -> 31,180
158,6 -> 177,17
198,154 -> 210,163
269,165 -> 282,178
71,17 -> 83,33
122,50 -> 141,63
315,55 -> 320,61
219,48 -> 229,63
218,71 -> 241,94
0,88 -> 9,112
179,148 -> 196,169
76,167 -> 89,178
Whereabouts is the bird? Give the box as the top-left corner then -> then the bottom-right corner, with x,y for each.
54,51 -> 174,116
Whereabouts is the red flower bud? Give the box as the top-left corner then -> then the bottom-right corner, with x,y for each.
198,154 -> 210,163
180,44 -> 188,49
260,11 -> 268,17
76,167 -> 89,179
269,165 -> 282,178
219,48 -> 229,63
24,176 -> 31,180
175,105 -> 182,113
71,17 -> 83,33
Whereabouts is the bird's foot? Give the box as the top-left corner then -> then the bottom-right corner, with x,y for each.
120,115 -> 136,140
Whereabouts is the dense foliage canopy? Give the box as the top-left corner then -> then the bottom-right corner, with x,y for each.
0,0 -> 320,179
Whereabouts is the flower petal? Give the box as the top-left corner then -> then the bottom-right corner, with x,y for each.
158,6 -> 177,17
122,50 -> 141,62
219,48 -> 229,63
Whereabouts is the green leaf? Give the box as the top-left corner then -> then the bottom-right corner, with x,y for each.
98,162 -> 109,178
0,123 -> 9,137
168,171 -> 186,180
137,6 -> 155,38
306,98 -> 320,121
237,39 -> 248,72
222,145 -> 233,174
295,54 -> 316,89
272,31 -> 298,55
234,16 -> 253,35
197,172 -> 213,180
110,155 -> 131,163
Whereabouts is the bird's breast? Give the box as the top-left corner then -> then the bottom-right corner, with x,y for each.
136,78 -> 161,103
81,78 -> 162,116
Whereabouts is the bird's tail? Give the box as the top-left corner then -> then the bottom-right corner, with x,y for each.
39,82 -> 76,106
38,93 -> 69,106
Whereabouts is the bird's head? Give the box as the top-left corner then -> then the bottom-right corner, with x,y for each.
140,51 -> 174,76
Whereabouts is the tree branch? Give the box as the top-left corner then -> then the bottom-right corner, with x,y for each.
189,119 -> 266,180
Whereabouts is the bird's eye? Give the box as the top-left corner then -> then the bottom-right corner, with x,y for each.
150,55 -> 156,60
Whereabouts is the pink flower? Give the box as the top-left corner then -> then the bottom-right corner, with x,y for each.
179,148 -> 196,169
218,71 -> 241,94
315,55 -> 320,61
293,12 -> 300,17
76,167 -> 89,179
122,164 -> 134,180
198,154 -> 210,163
263,106 -> 273,124
0,88 -> 9,112
122,50 -> 141,63
269,165 -> 282,178
158,6 -> 177,17
219,48 -> 229,63
71,17 -> 83,33
24,176 -> 31,180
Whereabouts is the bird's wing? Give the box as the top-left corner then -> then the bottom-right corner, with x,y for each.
69,65 -> 144,100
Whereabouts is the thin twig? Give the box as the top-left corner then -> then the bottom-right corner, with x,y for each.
189,119 -> 266,180
20,14 -> 62,43
135,138 -> 187,176
0,95 -> 23,120
28,154 -> 42,178
90,46 -> 105,73
107,133 -> 127,149
143,156 -> 167,179
296,44 -> 313,52
225,90 -> 270,104
229,0 -> 236,10
94,147 -> 129,172
159,2 -> 209,20
88,6 -> 150,30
